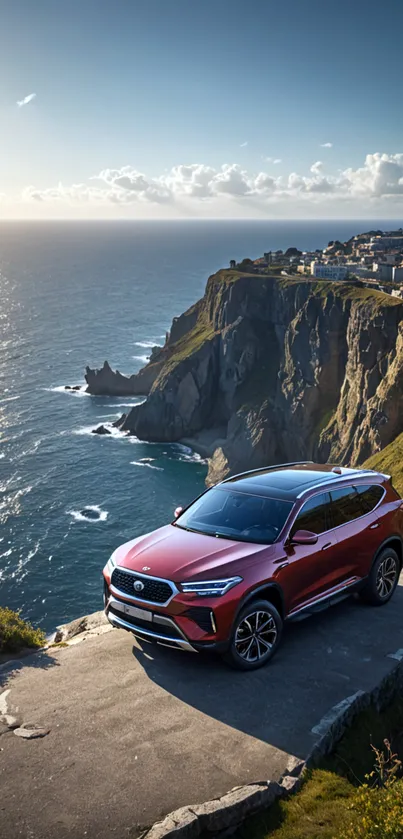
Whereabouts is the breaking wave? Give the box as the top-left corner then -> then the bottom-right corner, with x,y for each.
44,385 -> 88,397
68,505 -> 108,523
130,459 -> 164,471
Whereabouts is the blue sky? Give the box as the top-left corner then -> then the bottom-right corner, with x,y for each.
1,0 -> 403,218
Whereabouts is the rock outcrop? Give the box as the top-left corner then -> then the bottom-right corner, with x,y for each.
85,359 -> 160,396
108,269 -> 403,483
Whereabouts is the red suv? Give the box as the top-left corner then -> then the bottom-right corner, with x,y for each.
103,462 -> 402,670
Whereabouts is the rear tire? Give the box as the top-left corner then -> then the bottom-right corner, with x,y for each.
359,547 -> 400,606
222,599 -> 283,671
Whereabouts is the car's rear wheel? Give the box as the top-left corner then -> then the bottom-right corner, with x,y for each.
359,547 -> 400,606
222,599 -> 283,671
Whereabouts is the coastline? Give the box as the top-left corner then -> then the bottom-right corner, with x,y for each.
180,427 -> 227,460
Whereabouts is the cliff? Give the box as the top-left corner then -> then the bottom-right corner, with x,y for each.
108,268 -> 403,483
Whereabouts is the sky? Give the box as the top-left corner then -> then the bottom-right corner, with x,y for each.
1,0 -> 403,220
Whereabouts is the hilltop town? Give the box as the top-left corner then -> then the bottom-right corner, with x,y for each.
230,227 -> 403,297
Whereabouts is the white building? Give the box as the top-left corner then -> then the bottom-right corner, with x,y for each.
310,262 -> 349,280
344,263 -> 373,278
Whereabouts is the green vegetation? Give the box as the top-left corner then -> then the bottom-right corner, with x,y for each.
237,770 -> 355,839
235,695 -> 403,839
308,280 -> 402,308
363,432 -> 403,497
158,317 -> 216,381
0,606 -> 46,653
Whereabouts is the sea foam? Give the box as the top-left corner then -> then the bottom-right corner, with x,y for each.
68,504 -> 108,523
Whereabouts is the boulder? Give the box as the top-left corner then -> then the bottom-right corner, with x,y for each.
91,425 -> 111,435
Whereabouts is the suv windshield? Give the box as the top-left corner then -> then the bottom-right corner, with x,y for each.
175,487 -> 293,544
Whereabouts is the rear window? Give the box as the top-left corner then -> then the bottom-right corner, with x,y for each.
330,486 -> 365,526
175,487 -> 292,544
355,484 -> 384,513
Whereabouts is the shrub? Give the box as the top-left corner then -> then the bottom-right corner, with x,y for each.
341,779 -> 403,838
341,740 -> 403,839
0,607 -> 46,653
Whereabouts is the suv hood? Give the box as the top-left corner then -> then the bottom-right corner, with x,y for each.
113,524 -> 273,581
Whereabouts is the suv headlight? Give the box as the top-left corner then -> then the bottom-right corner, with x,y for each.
180,577 -> 242,597
104,551 -> 118,577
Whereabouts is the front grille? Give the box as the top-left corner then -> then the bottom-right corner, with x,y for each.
184,607 -> 214,634
109,606 -> 182,639
111,568 -> 173,604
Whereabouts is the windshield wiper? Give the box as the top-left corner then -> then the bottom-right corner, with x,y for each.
175,523 -> 204,535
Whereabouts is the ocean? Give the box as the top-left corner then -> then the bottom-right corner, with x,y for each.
0,219 -> 393,632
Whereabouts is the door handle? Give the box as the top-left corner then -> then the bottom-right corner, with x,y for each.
369,522 -> 380,530
321,542 -> 332,550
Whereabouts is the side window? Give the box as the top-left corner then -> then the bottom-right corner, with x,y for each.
290,492 -> 331,536
355,484 -> 384,513
330,486 -> 363,527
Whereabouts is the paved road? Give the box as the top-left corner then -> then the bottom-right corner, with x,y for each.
1,580 -> 403,839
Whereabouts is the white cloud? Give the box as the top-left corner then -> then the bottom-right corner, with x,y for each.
15,152 -> 403,215
320,142 -> 333,148
265,157 -> 282,164
17,93 -> 36,108
310,161 -> 323,174
240,141 -> 248,147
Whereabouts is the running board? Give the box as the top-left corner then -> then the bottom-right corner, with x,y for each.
287,579 -> 363,622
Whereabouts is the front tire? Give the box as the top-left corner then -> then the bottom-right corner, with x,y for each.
222,599 -> 283,671
359,547 -> 400,606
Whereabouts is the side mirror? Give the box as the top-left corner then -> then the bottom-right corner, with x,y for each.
174,506 -> 184,519
291,529 -> 318,545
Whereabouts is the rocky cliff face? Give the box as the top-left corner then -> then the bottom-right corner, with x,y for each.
112,269 -> 403,483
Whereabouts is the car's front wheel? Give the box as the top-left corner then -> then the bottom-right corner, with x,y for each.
222,599 -> 283,671
359,547 -> 400,606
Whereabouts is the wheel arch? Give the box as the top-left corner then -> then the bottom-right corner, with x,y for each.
372,535 -> 403,571
235,583 -> 285,621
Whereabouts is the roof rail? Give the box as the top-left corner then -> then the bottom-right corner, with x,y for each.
221,461 -> 315,484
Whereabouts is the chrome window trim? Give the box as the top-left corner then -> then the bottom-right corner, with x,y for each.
285,483 -> 386,542
111,566 -> 179,607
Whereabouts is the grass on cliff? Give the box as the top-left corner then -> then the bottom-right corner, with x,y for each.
215,270 -> 402,309
0,607 -> 46,653
363,431 -> 403,497
157,318 -> 216,382
235,694 -> 403,839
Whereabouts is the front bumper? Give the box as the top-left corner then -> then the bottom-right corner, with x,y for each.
103,568 -> 234,654
106,596 -> 198,652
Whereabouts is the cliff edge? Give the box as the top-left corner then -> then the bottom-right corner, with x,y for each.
107,269 -> 403,483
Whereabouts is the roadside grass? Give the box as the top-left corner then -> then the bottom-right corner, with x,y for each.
234,694 -> 403,839
0,606 -> 46,653
235,770 -> 355,839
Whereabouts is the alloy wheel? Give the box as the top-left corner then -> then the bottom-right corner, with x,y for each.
234,609 -> 278,662
376,555 -> 398,599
